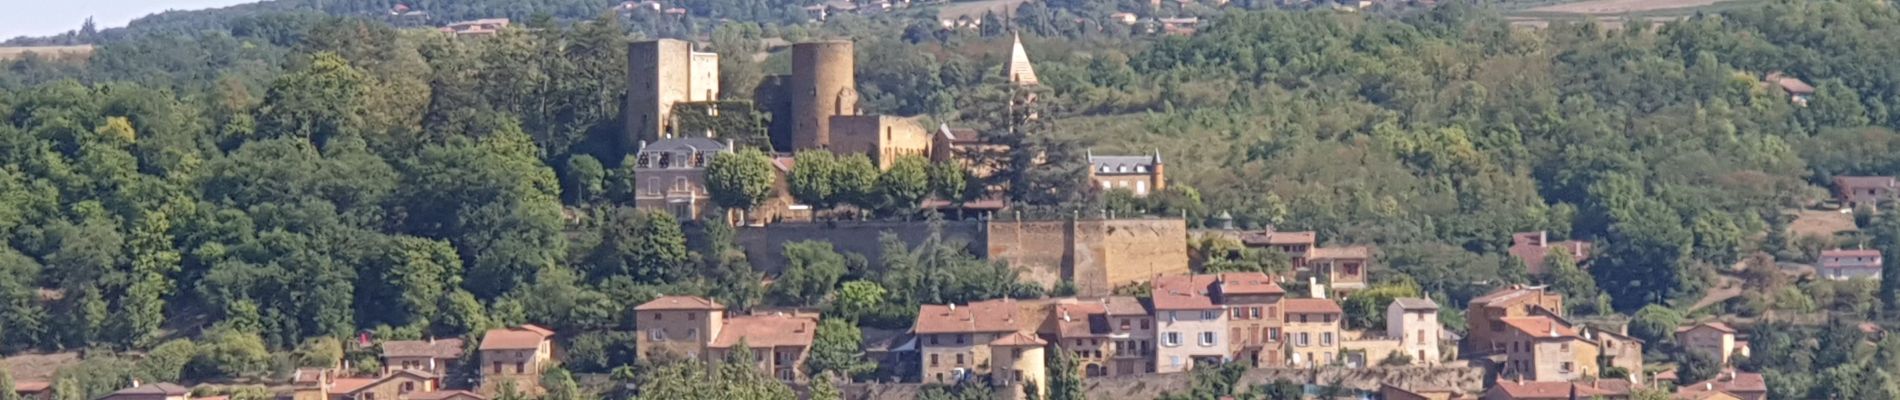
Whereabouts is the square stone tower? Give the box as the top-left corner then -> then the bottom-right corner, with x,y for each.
627,39 -> 720,148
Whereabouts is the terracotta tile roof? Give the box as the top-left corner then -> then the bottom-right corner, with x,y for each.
990,331 -> 1047,346
1308,246 -> 1371,260
1215,272 -> 1284,295
1151,276 -> 1219,310
914,298 -> 1028,334
1102,296 -> 1149,316
634,295 -> 726,311
382,338 -> 465,359
13,381 -> 49,393
1675,321 -> 1737,335
711,314 -> 818,348
1680,372 -> 1767,396
1051,302 -> 1109,338
1822,249 -> 1881,258
479,325 -> 553,351
1237,230 -> 1315,246
408,391 -> 489,400
1487,380 -> 1619,399
1284,298 -> 1342,315
1390,297 -> 1439,310
1767,72 -> 1815,94
292,368 -> 329,385
109,383 -> 191,396
329,378 -> 378,394
1501,316 -> 1585,340
1470,285 -> 1554,307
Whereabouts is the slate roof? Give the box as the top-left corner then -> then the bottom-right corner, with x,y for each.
638,137 -> 729,154
1087,152 -> 1160,175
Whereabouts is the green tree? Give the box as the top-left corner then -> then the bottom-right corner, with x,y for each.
136,339 -> 197,383
0,368 -> 16,400
587,208 -> 689,283
789,151 -> 839,214
542,367 -> 582,400
563,155 -> 606,204
769,241 -> 847,306
831,280 -> 885,321
1543,247 -> 1603,315
1340,282 -> 1421,329
293,337 -> 343,368
1876,206 -> 1900,313
1045,345 -> 1086,400
1629,305 -> 1683,344
877,156 -> 931,216
187,326 -> 270,379
705,148 -> 778,215
832,153 -> 880,215
254,52 -> 369,144
928,162 -> 970,205
809,372 -> 843,400
805,319 -> 873,380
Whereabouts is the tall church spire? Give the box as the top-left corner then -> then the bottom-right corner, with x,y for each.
1005,32 -> 1040,87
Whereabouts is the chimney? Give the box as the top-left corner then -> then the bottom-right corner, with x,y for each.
1548,324 -> 1558,338
1705,383 -> 1714,391
726,138 -> 735,150
949,303 -> 956,310
1536,231 -> 1547,247
1062,310 -> 1072,322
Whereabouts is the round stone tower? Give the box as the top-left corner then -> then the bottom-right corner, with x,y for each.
790,40 -> 858,151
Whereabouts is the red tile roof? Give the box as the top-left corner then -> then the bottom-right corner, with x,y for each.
13,381 -> 49,393
1487,380 -> 1621,399
1101,296 -> 1150,316
914,298 -> 1028,334
1679,371 -> 1767,397
479,325 -> 553,351
1308,246 -> 1371,260
1834,176 -> 1896,190
329,378 -> 378,394
108,383 -> 190,397
1051,302 -> 1108,338
1283,298 -> 1342,315
711,314 -> 818,348
991,331 -> 1047,346
1152,274 -> 1281,309
634,295 -> 726,311
1216,272 -> 1284,295
1821,249 -> 1881,258
1470,285 -> 1556,307
1500,316 -> 1584,340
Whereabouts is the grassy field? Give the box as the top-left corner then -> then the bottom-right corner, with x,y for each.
1501,0 -> 1767,29
935,0 -> 1033,20
0,45 -> 94,61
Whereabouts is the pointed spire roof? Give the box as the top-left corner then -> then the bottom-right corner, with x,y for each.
1005,32 -> 1040,86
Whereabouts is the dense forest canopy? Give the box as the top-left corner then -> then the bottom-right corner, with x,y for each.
8,0 -> 1900,396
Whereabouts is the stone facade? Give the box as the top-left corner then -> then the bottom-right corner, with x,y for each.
632,138 -> 730,221
1283,298 -> 1344,367
790,41 -> 858,150
1676,322 -> 1743,366
1085,152 -> 1165,197
829,115 -> 932,169
626,39 -> 719,146
1497,317 -> 1598,382
477,325 -> 555,396
1466,286 -> 1564,355
1388,298 -> 1443,365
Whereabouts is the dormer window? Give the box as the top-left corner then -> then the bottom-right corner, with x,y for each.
692,152 -> 706,167
638,154 -> 651,168
1118,166 -> 1129,173
658,153 -> 672,168
1137,166 -> 1147,173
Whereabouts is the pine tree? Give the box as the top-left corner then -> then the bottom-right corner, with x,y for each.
1044,346 -> 1085,400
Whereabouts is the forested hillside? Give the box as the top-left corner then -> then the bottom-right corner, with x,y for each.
8,0 -> 1900,397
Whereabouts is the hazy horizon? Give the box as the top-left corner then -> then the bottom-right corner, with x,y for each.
1,0 -> 261,41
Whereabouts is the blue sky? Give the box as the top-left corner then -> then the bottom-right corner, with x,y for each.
1,0 -> 260,40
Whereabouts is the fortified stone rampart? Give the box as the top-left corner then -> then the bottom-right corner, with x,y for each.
737,218 -> 1188,296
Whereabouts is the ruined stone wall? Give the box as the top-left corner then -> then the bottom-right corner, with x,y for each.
1096,219 -> 1190,293
984,219 -> 1072,290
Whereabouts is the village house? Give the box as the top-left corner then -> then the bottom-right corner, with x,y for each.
1467,285 -> 1565,354
13,381 -> 51,400
382,338 -> 465,376
1480,379 -> 1632,400
1833,176 -> 1898,210
1506,231 -> 1591,276
291,368 -> 332,400
1381,382 -> 1470,400
404,391 -> 487,400
97,383 -> 192,400
1282,298 -> 1344,367
1765,72 -> 1816,106
1151,275 -> 1233,373
1086,150 -> 1166,197
1818,249 -> 1882,280
1389,298 -> 1444,365
1237,229 -> 1316,268
1496,316 -> 1600,382
1044,297 -> 1156,377
477,325 -> 555,395
1214,273 -> 1287,367
706,313 -> 820,382
633,295 -> 726,359
1592,328 -> 1645,383
1676,371 -> 1767,400
913,298 -> 1039,384
327,369 -> 439,400
988,332 -> 1049,392
1676,322 -> 1749,366
1306,246 -> 1371,291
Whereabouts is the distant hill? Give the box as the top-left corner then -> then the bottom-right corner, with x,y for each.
4,0 -> 623,45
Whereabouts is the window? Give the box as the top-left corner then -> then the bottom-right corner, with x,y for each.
1251,307 -> 1262,318
1268,328 -> 1281,343
955,335 -> 965,344
686,313 -> 695,320
930,354 -> 939,367
1136,181 -> 1147,195
1321,332 -> 1333,346
1163,332 -> 1182,347
401,383 -> 415,393
1232,308 -> 1245,319
492,362 -> 502,373
650,329 -> 667,341
687,328 -> 698,339
930,335 -> 939,345
514,362 -> 524,373
1560,342 -> 1570,352
1141,319 -> 1151,329
1167,311 -> 1177,321
1014,348 -> 1023,357
1297,333 -> 1310,347
1299,314 -> 1309,323
1417,329 -> 1426,345
955,354 -> 965,365
1120,319 -> 1131,330
654,313 -> 663,321
1203,311 -> 1217,320
1343,263 -> 1360,276
1561,362 -> 1574,373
